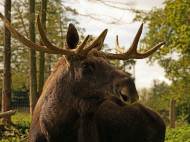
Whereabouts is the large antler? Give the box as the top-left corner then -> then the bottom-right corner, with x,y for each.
0,12 -> 107,56
0,12 -> 164,59
104,24 -> 165,60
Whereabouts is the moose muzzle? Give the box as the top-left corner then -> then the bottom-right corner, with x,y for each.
114,77 -> 139,105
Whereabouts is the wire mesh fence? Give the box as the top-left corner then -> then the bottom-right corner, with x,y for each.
0,88 -> 30,113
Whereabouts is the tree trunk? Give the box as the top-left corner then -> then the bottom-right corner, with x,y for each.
38,0 -> 47,95
2,0 -> 12,124
170,99 -> 176,128
29,0 -> 37,116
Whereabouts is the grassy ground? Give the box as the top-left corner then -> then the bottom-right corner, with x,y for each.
0,112 -> 31,142
165,125 -> 190,142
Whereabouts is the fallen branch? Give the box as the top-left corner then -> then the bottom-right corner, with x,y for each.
0,110 -> 17,119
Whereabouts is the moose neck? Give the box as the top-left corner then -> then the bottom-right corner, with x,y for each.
77,99 -> 102,142
78,111 -> 99,142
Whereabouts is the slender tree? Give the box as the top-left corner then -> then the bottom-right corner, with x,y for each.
1,0 -> 12,123
29,0 -> 37,115
38,0 -> 47,95
0,0 -> 83,110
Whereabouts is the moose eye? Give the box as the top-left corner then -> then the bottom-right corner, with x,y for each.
83,63 -> 89,69
82,62 -> 94,74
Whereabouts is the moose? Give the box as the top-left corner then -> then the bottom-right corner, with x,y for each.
0,12 -> 165,142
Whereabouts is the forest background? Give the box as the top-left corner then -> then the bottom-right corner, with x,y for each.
0,0 -> 189,141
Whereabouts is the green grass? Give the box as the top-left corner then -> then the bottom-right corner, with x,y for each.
12,112 -> 31,133
165,124 -> 190,142
0,112 -> 31,142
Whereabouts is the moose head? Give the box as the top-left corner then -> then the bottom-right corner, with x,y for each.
0,12 -> 165,142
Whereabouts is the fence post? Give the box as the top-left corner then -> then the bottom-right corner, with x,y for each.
170,99 -> 176,128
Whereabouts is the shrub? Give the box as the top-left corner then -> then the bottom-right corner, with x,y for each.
0,112 -> 31,142
165,124 -> 190,142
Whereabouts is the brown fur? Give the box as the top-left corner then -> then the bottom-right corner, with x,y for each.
96,101 -> 166,142
28,25 -> 165,142
28,51 -> 165,142
28,50 -> 138,141
0,12 -> 165,142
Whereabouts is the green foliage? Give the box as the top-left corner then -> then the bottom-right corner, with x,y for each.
139,80 -> 170,123
134,0 -> 190,81
12,112 -> 31,132
0,112 -> 31,142
165,124 -> 190,142
11,71 -> 29,92
0,0 -> 84,93
134,0 -> 190,123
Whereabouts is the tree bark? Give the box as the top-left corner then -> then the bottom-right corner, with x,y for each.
2,0 -> 12,124
29,0 -> 37,116
170,99 -> 176,128
38,0 -> 47,95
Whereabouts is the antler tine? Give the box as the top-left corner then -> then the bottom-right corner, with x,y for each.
115,35 -> 125,53
37,15 -> 93,56
76,35 -> 89,54
136,41 -> 165,59
37,15 -> 78,55
37,15 -> 58,51
0,12 -> 52,53
84,29 -> 108,53
126,23 -> 143,56
104,23 -> 165,60
95,29 -> 107,51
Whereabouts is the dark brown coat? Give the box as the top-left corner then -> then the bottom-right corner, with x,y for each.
27,24 -> 165,142
0,13 -> 165,142
97,102 -> 165,142
28,49 -> 165,142
28,50 -> 141,142
28,25 -> 141,142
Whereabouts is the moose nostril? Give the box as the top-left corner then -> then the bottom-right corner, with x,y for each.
122,95 -> 128,102
119,91 -> 128,102
131,98 -> 136,104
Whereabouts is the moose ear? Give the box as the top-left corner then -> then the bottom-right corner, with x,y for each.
66,24 -> 79,49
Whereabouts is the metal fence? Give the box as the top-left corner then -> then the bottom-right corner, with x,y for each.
0,88 -> 30,113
